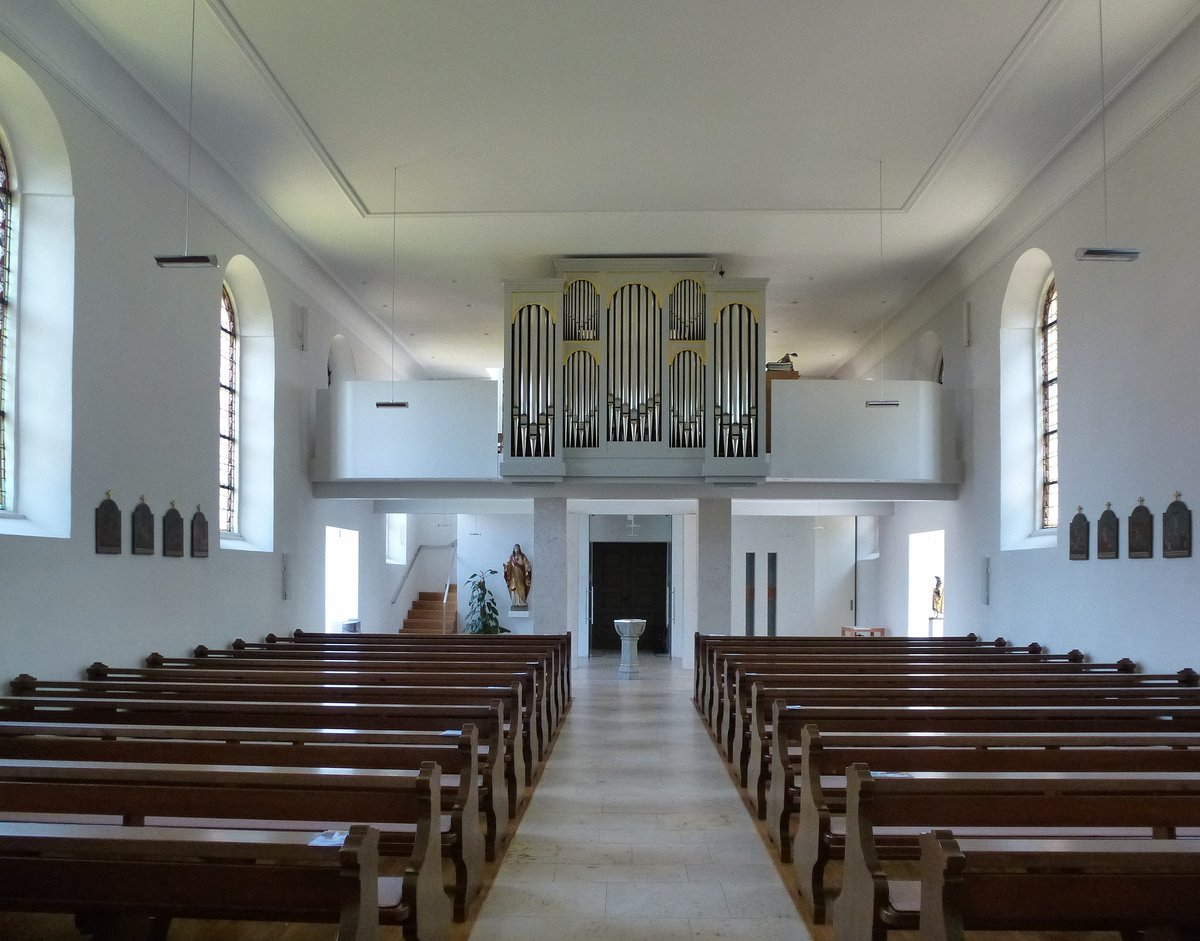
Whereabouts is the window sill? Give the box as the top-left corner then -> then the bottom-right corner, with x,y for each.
219,532 -> 269,553
1003,529 -> 1057,552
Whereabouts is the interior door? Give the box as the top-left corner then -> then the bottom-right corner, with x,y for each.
590,542 -> 670,655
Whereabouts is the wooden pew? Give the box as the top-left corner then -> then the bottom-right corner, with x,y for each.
917,830 -> 1200,940
174,649 -> 552,763
723,662 -> 1178,778
704,645 -> 1098,734
0,821 -> 382,941
833,766 -> 1200,941
0,758 -> 453,941
788,726 -> 1200,921
747,687 -> 1200,819
0,722 -> 484,917
177,647 -> 561,734
691,632 -> 1011,712
10,674 -> 532,795
696,634 -> 1052,721
260,630 -> 573,709
92,659 -> 554,768
0,718 -> 508,863
0,695 -> 523,823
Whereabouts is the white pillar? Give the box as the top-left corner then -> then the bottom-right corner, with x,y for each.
532,497 -> 567,635
697,498 -> 732,634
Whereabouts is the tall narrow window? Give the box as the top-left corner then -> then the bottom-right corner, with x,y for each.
1039,278 -> 1058,529
218,285 -> 240,533
0,140 -> 12,510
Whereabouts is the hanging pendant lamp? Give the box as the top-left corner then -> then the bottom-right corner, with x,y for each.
1076,0 -> 1139,261
155,0 -> 217,268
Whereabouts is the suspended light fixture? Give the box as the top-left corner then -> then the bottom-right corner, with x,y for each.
377,166 -> 410,408
155,0 -> 217,268
1076,0 -> 1140,262
867,159 -> 886,379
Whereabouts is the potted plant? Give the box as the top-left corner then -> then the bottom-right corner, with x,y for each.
463,568 -> 510,634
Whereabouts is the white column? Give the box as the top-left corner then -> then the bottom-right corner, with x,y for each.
697,498 -> 732,634
531,497 -> 567,635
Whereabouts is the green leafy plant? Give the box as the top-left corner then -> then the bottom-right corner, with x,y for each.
463,568 -> 509,634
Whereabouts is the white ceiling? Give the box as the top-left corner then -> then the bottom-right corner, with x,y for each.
59,0 -> 1200,378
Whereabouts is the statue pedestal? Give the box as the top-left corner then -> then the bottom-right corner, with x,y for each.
614,619 -> 647,679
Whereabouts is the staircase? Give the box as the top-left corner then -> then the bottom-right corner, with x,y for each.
400,585 -> 458,634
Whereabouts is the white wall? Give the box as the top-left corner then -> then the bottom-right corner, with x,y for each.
729,515 -> 857,637
455,514 -> 535,633
0,28 -> 392,676
872,37 -> 1200,671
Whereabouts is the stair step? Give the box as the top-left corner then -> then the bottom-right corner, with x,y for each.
400,585 -> 457,634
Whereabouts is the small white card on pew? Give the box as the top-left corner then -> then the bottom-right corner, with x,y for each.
308,829 -> 349,846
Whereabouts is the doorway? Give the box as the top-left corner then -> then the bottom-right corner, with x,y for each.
324,525 -> 360,633
907,529 -> 945,637
590,542 -> 670,656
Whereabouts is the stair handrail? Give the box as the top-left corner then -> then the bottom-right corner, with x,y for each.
443,549 -> 459,633
443,548 -> 457,606
390,540 -> 457,606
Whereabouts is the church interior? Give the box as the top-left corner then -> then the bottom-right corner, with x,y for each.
2,1 -> 1200,938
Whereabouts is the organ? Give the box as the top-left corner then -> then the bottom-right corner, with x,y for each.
502,257 -> 767,481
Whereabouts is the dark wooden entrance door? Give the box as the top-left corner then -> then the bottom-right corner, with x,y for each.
590,542 -> 670,655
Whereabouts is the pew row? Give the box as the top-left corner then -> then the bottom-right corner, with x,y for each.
917,830 -> 1200,941
0,758 -> 452,941
749,693 -> 1200,822
721,661 -> 1190,769
0,721 -> 485,917
138,652 -> 560,749
833,766 -> 1200,941
9,674 -> 531,798
707,646 -> 1110,736
0,821 -> 382,941
691,632 -> 1013,713
787,725 -> 1200,921
255,630 -> 573,710
0,695 -> 522,828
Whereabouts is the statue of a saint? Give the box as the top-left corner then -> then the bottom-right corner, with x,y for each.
931,576 -> 944,617
503,543 -> 533,608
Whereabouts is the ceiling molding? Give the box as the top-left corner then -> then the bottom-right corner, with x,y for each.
206,0 -> 371,217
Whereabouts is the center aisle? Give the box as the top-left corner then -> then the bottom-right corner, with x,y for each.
467,654 -> 813,941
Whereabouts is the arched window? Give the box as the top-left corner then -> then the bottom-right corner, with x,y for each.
999,249 -> 1056,551
1038,278 -> 1059,530
0,139 -> 12,509
220,256 -> 274,553
218,285 -> 239,533
0,52 -> 74,539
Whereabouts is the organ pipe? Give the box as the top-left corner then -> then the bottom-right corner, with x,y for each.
670,350 -> 704,448
563,350 -> 599,448
607,284 -> 662,443
714,303 -> 758,458
669,279 -> 705,341
510,303 -> 555,457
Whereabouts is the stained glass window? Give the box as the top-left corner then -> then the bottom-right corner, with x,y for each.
0,141 -> 12,509
219,285 -> 239,532
1039,278 -> 1059,529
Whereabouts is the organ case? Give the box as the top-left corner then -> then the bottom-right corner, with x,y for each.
502,257 -> 766,481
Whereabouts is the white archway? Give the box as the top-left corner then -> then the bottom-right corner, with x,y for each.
0,51 -> 75,538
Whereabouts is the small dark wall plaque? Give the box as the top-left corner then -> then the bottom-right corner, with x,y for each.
95,493 -> 121,555
1128,499 -> 1153,559
1097,503 -> 1119,560
131,498 -> 154,556
1069,507 -> 1089,560
191,508 -> 209,558
1164,494 -> 1193,559
163,504 -> 184,558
